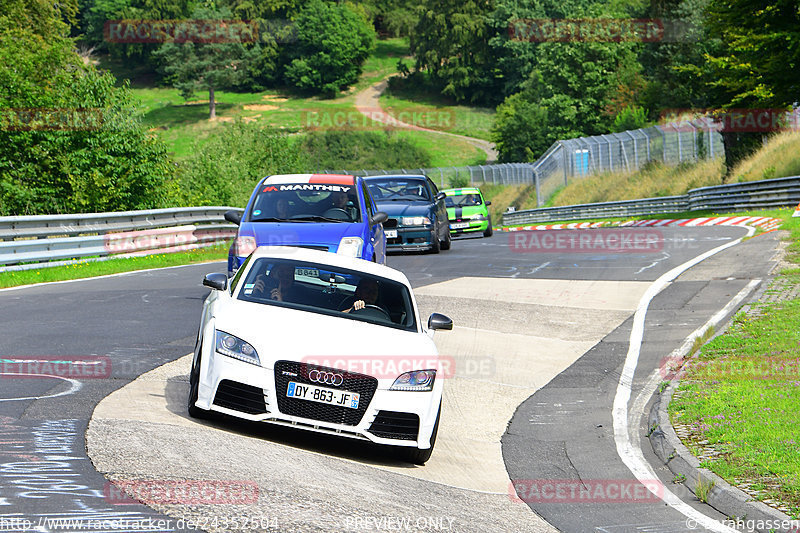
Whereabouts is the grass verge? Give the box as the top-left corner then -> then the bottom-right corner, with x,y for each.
0,244 -> 229,289
666,211 -> 800,518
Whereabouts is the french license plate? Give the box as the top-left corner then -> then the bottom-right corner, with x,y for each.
385,230 -> 398,238
295,268 -> 319,278
450,222 -> 469,229
286,381 -> 359,409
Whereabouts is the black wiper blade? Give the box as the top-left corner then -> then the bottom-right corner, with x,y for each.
250,217 -> 292,222
290,216 -> 344,223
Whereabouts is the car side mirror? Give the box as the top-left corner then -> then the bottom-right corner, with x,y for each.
485,200 -> 492,206
224,210 -> 242,226
435,192 -> 446,202
427,313 -> 453,331
203,273 -> 228,291
371,212 -> 388,225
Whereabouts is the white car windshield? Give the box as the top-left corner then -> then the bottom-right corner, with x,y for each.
237,258 -> 417,331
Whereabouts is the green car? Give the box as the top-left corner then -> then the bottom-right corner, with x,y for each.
442,187 -> 493,237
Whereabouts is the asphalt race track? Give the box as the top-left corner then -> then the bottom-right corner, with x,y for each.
0,226 -> 781,533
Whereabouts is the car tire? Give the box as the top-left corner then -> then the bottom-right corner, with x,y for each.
440,228 -> 451,250
483,218 -> 493,237
188,348 -> 211,419
429,231 -> 440,254
404,403 -> 440,465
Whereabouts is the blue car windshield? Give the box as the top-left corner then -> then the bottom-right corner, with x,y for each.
248,186 -> 361,223
367,179 -> 431,202
445,194 -> 482,207
237,258 -> 417,332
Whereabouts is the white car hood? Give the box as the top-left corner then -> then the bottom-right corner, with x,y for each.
213,299 -> 438,368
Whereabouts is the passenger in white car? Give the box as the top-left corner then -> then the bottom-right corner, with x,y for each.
252,264 -> 299,302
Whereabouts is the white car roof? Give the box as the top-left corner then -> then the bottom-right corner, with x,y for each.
247,246 -> 412,287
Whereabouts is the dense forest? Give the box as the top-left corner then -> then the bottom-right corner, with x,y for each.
0,0 -> 797,214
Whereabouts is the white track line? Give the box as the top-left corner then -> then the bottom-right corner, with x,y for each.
612,225 -> 756,532
0,374 -> 82,401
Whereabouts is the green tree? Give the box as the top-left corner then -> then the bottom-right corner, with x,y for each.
410,0 -> 497,103
491,84 -> 583,162
638,0 -> 722,117
283,0 -> 375,97
357,0 -> 419,37
611,105 -> 648,132
176,122 -> 306,207
80,0 -> 193,61
697,0 -> 799,172
153,7 -> 257,118
300,130 -> 431,170
0,29 -> 174,215
704,0 -> 799,108
0,0 -> 77,37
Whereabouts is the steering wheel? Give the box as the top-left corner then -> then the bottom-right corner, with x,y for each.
352,304 -> 391,320
321,208 -> 351,221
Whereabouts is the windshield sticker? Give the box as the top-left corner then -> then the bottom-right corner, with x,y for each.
262,184 -> 352,193
253,210 -> 261,216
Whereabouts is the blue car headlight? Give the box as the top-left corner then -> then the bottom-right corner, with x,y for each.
337,237 -> 363,257
390,369 -> 436,392
215,330 -> 260,366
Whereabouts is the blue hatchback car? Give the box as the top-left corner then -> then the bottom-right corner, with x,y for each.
225,174 -> 388,275
364,175 -> 451,253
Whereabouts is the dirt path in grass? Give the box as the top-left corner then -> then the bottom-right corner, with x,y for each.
354,78 -> 499,163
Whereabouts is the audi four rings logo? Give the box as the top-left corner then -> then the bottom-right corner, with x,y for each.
308,369 -> 344,386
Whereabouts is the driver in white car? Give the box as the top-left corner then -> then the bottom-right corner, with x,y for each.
341,278 -> 381,313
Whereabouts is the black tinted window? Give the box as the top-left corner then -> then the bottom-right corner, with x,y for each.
238,258 -> 417,331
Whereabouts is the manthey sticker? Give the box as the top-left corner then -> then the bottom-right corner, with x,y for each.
262,184 -> 352,193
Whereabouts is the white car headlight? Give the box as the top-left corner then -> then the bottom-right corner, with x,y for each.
390,369 -> 436,391
401,216 -> 431,226
215,330 -> 260,366
337,237 -> 363,257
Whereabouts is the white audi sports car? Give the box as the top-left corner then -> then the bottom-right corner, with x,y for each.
189,246 -> 452,464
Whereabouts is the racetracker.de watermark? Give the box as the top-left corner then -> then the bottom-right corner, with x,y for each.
508,18 -> 697,42
299,355 -> 495,380
0,108 -> 104,131
660,354 -> 800,381
104,19 -> 259,43
661,109 -> 800,133
510,479 -> 663,503
104,480 -> 259,505
0,356 -> 111,379
510,229 -> 663,254
302,108 -> 457,131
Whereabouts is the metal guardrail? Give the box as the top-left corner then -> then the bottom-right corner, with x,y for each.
0,207 -> 242,271
503,176 -> 800,225
503,196 -> 689,225
688,176 -> 800,211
